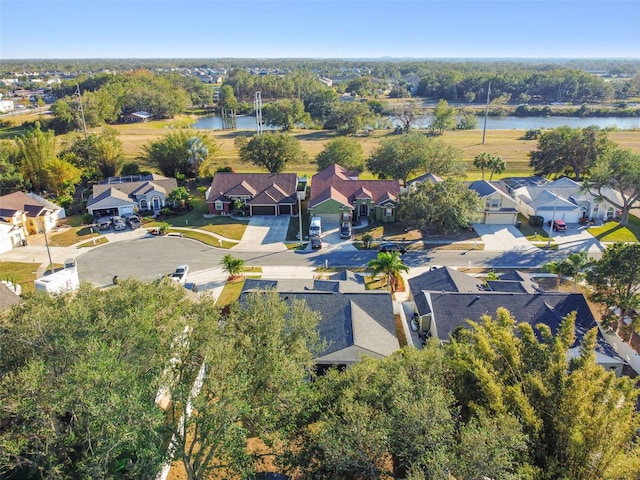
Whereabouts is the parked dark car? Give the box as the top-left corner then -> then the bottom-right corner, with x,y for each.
378,242 -> 406,254
339,222 -> 352,239
310,236 -> 322,249
126,215 -> 141,229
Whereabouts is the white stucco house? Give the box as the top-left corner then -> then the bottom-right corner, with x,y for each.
468,180 -> 519,224
501,177 -> 623,224
86,174 -> 178,219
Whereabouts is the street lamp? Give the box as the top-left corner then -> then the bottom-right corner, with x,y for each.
547,192 -> 559,247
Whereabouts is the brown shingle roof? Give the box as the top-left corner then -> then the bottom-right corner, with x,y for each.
309,165 -> 400,209
0,191 -> 51,218
207,173 -> 297,205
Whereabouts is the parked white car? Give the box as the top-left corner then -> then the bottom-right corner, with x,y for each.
170,265 -> 189,285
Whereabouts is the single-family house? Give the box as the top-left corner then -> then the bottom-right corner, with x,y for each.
468,180 -> 519,225
501,177 -> 623,224
408,267 -> 624,376
309,164 -> 400,224
87,174 -> 177,218
206,172 -> 299,216
0,191 -> 63,242
0,222 -> 25,254
122,111 -> 153,123
240,271 -> 400,372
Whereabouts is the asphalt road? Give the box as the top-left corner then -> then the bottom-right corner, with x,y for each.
77,236 -> 580,286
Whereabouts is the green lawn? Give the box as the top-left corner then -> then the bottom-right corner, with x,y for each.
215,278 -> 245,307
169,228 -> 236,248
49,226 -> 101,247
0,261 -> 43,294
588,215 -> 640,242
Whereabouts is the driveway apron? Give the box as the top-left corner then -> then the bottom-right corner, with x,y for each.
473,224 -> 536,252
233,215 -> 290,251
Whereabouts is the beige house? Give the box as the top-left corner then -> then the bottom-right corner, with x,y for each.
468,180 -> 519,225
0,191 -> 62,240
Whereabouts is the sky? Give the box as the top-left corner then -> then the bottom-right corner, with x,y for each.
1,0 -> 639,59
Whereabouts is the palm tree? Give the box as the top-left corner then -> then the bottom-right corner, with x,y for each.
187,136 -> 209,183
562,251 -> 589,291
544,258 -> 575,290
367,251 -> 409,293
487,155 -> 507,180
220,254 -> 245,280
473,152 -> 492,180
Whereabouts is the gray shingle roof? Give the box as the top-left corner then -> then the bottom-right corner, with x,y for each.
408,266 -> 485,296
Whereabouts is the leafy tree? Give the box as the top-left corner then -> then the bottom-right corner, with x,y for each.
345,76 -> 377,97
430,99 -> 457,134
528,125 -> 611,181
367,251 -> 409,292
238,132 -> 306,173
586,243 -> 640,332
398,178 -> 483,232
168,186 -> 191,207
144,130 -> 218,178
46,156 -> 82,196
0,140 -> 24,194
93,128 -> 124,178
0,280 -> 207,479
120,161 -> 140,176
262,99 -> 311,131
170,290 -> 321,480
220,254 -> 245,279
447,308 -> 640,479
457,112 -> 478,130
324,101 -> 376,135
302,87 -> 339,121
15,122 -> 56,191
545,251 -> 588,291
367,132 -> 465,186
584,147 -> 640,226
217,84 -> 239,111
389,100 -> 421,133
315,136 -> 364,173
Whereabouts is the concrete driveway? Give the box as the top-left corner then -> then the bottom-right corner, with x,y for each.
473,224 -> 536,252
233,215 -> 291,252
551,224 -> 604,253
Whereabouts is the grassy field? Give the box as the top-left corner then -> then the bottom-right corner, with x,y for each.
0,261 -> 63,294
4,111 -> 640,182
49,225 -> 101,247
588,216 -> 640,242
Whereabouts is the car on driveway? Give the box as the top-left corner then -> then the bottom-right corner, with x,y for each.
126,215 -> 141,229
378,242 -> 406,254
111,216 -> 126,231
550,219 -> 567,232
339,222 -> 352,239
170,265 -> 189,285
310,236 -> 322,249
96,217 -> 111,231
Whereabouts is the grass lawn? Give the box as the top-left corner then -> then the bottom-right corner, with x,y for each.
49,226 -> 101,247
516,214 -> 552,241
167,228 -> 236,248
0,261 -> 43,294
215,278 -> 245,307
588,215 -> 640,242
78,236 -> 109,248
149,197 -> 249,241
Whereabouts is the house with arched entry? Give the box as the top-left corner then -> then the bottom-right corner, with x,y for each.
87,174 -> 178,219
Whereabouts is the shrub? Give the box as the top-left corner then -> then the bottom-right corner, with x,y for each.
158,222 -> 170,235
529,215 -> 544,227
83,213 -> 95,225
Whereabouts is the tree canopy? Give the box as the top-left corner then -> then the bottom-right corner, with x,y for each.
143,130 -> 218,178
430,99 -> 457,134
237,132 -> 306,173
262,99 -> 311,131
528,126 -> 611,181
367,132 -> 466,186
315,136 -> 365,173
398,178 -> 483,232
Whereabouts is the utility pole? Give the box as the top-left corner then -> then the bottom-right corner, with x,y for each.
547,192 -> 559,247
43,226 -> 54,275
254,92 -> 263,135
75,83 -> 87,139
482,81 -> 491,145
298,195 -> 303,247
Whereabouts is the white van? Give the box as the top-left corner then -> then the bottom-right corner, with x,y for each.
309,216 -> 322,237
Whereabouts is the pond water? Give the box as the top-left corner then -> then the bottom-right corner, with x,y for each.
191,114 -> 640,131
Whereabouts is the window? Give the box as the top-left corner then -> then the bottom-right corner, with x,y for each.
385,207 -> 393,217
486,198 -> 501,209
214,201 -> 223,211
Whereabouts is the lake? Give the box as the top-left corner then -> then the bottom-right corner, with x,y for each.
192,114 -> 640,131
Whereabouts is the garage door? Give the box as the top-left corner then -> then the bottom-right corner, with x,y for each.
119,205 -> 135,217
251,205 -> 276,215
559,211 -> 580,223
278,204 -> 291,215
485,212 -> 517,225
0,237 -> 13,254
314,213 -> 341,224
